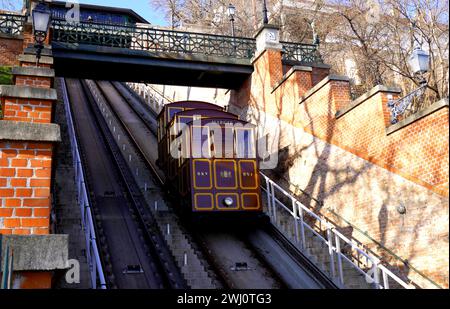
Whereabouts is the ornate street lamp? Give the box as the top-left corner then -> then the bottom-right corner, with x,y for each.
388,44 -> 430,124
32,0 -> 52,64
227,4 -> 236,37
408,46 -> 429,85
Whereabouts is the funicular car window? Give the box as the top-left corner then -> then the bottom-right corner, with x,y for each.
182,128 -> 191,163
167,107 -> 183,124
236,128 -> 256,158
191,126 -> 211,158
177,115 -> 193,137
223,126 -> 235,158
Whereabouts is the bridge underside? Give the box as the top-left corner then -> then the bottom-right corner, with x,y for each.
52,43 -> 253,89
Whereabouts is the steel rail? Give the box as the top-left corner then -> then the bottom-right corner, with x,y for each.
105,81 -> 292,288
127,82 -> 417,289
60,78 -> 107,289
93,80 -> 227,289
83,80 -> 188,289
112,82 -> 336,289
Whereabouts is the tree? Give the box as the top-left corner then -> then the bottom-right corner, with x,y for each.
149,0 -> 185,29
149,0 -> 449,106
382,0 -> 449,100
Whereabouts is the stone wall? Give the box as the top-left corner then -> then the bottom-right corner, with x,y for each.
228,46 -> 449,288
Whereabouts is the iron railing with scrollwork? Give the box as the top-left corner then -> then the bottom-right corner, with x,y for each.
51,20 -> 324,63
281,41 -> 322,64
51,19 -> 257,60
0,13 -> 27,36
388,83 -> 428,124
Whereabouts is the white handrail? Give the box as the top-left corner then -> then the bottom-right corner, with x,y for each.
127,82 -> 414,289
260,173 -> 414,289
60,78 -> 107,289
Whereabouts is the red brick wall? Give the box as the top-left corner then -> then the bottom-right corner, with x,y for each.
230,47 -> 449,288
236,50 -> 449,197
295,83 -> 449,197
1,98 -> 52,123
15,75 -> 52,88
0,19 -> 56,290
0,37 -> 23,66
0,141 -> 52,235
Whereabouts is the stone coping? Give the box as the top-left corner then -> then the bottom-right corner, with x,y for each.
283,60 -> 332,69
0,235 -> 69,271
0,85 -> 57,100
272,65 -> 312,93
24,46 -> 53,57
335,85 -> 402,119
11,66 -> 55,78
0,33 -> 23,40
0,121 -> 61,142
299,75 -> 350,104
254,24 -> 281,38
18,54 -> 54,65
386,98 -> 449,135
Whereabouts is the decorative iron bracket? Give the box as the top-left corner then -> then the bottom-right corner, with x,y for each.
387,83 -> 427,124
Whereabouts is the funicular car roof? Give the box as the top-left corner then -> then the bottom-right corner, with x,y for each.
168,109 -> 238,128
185,117 -> 256,128
157,101 -> 224,120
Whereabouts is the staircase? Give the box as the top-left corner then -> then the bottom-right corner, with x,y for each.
156,211 -> 218,289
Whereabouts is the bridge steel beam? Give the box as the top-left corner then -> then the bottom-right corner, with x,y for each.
51,43 -> 254,89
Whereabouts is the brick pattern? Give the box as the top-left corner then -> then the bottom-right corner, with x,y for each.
1,97 -> 52,123
15,75 -> 52,88
0,141 -> 52,235
0,37 -> 23,66
0,19 -> 56,289
230,48 -> 449,288
312,67 -> 330,86
296,84 -> 449,196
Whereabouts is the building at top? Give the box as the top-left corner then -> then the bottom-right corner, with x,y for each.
42,1 -> 149,25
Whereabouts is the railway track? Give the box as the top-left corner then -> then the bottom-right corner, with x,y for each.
64,78 -> 187,289
92,79 -> 332,289
87,80 -> 223,289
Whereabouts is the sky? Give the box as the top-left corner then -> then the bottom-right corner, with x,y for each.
76,0 -> 167,25
1,0 -> 168,26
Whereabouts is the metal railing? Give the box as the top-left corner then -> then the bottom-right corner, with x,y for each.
127,82 -> 170,114
60,78 -> 107,289
281,41 -> 322,63
261,173 -> 413,289
388,83 -> 428,124
127,81 -> 414,289
51,20 -> 323,63
52,19 -> 256,59
0,13 -> 26,36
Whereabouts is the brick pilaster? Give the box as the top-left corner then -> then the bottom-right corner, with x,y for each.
0,42 -> 67,287
0,62 -> 57,238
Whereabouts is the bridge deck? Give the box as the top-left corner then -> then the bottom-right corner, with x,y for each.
52,42 -> 253,88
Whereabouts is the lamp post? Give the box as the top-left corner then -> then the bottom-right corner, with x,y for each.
227,4 -> 236,37
32,0 -> 51,65
387,43 -> 430,124
408,46 -> 429,85
262,0 -> 269,24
